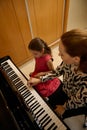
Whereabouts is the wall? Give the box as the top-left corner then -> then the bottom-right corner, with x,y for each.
67,0 -> 87,30
0,0 -> 66,65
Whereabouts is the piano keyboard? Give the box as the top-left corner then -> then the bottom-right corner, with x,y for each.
1,59 -> 67,130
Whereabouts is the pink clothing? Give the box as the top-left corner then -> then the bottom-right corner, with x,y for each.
31,54 -> 61,97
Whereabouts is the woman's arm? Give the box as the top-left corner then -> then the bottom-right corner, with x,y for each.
27,77 -> 41,86
27,72 -> 57,86
66,80 -> 87,110
34,71 -> 51,78
54,79 -> 87,116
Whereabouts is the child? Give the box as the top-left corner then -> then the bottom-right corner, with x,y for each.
28,38 -> 61,105
28,29 -> 87,119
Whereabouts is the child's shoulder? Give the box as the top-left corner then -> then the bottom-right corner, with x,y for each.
35,54 -> 52,62
43,54 -> 52,61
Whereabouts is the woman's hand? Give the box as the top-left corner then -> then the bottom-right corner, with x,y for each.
27,77 -> 41,86
54,103 -> 66,117
29,72 -> 33,77
34,72 -> 46,78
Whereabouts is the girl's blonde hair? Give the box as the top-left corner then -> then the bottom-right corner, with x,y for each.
61,29 -> 87,73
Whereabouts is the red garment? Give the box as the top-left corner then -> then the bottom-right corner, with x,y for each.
31,54 -> 61,97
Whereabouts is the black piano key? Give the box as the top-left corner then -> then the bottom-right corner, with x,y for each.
20,89 -> 29,96
15,81 -> 24,88
16,81 -> 24,86
12,78 -> 21,84
1,62 -> 8,66
39,114 -> 48,123
31,102 -> 40,110
23,91 -> 31,99
29,101 -> 38,108
18,85 -> 26,90
22,90 -> 31,97
42,119 -> 52,128
9,74 -> 18,80
32,104 -> 41,112
36,109 -> 45,119
35,108 -> 43,116
27,97 -> 35,104
28,97 -> 35,102
52,125 -> 57,130
5,67 -> 13,73
31,101 -> 39,109
26,96 -> 35,104
19,86 -> 27,93
28,96 -> 34,101
47,123 -> 55,130
7,71 -> 15,76
41,116 -> 50,126
23,92 -> 32,99
3,65 -> 10,69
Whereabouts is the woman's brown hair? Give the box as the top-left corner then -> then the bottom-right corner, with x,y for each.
61,29 -> 87,73
28,38 -> 52,55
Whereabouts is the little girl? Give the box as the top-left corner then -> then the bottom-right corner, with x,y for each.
28,38 -> 61,106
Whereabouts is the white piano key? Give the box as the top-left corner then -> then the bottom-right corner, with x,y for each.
19,87 -> 27,93
18,85 -> 25,91
21,89 -> 28,95
22,90 -> 30,97
32,106 -> 42,115
26,96 -> 35,104
4,66 -> 10,70
7,72 -> 15,77
40,115 -> 50,125
23,92 -> 32,100
24,94 -> 33,101
30,100 -> 39,106
2,64 -> 9,69
32,104 -> 41,113
44,121 -> 56,130
38,113 -> 48,122
45,122 -> 55,130
42,118 -> 52,128
28,100 -> 37,107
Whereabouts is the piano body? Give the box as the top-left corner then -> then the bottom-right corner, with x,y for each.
0,56 -> 69,130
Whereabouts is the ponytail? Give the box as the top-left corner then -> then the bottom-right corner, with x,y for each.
28,37 -> 52,56
40,39 -> 51,55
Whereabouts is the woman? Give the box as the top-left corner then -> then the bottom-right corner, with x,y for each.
27,29 -> 87,119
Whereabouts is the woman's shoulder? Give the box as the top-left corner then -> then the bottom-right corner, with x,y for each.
78,71 -> 87,81
74,71 -> 87,86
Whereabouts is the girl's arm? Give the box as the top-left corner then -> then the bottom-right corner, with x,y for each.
47,59 -> 54,70
34,59 -> 54,78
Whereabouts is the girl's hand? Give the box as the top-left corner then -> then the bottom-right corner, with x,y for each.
27,77 -> 41,86
54,104 -> 66,117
